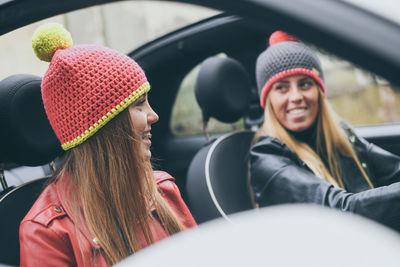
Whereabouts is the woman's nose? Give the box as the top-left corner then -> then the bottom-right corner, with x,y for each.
148,106 -> 159,125
288,86 -> 303,102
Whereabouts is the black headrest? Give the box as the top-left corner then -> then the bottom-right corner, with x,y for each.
0,74 -> 63,166
195,56 -> 251,123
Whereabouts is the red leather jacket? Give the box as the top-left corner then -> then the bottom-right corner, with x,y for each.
19,171 -> 197,266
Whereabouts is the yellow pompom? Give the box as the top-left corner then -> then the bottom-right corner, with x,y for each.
31,23 -> 73,62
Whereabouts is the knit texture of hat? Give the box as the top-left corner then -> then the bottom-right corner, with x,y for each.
32,23 -> 150,150
256,31 -> 325,109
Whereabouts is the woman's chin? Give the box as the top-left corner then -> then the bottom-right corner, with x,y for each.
144,150 -> 152,161
286,123 -> 310,132
284,118 -> 316,132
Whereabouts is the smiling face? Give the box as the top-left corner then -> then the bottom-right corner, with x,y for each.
128,93 -> 159,160
268,75 -> 320,132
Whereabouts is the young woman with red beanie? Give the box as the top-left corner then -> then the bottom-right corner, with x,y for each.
19,23 -> 196,266
250,30 -> 400,232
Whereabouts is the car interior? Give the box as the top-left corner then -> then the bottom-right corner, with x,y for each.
2,0 -> 400,266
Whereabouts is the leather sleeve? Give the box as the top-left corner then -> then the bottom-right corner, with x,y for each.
250,137 -> 400,231
358,136 -> 400,186
342,121 -> 400,186
155,171 -> 197,228
19,220 -> 75,267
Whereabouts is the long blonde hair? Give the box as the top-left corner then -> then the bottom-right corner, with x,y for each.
255,88 -> 374,189
54,109 -> 185,265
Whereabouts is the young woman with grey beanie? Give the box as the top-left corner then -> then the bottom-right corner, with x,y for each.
250,30 -> 400,232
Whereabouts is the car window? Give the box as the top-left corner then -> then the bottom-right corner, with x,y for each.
317,49 -> 400,126
170,47 -> 400,137
0,0 -> 218,79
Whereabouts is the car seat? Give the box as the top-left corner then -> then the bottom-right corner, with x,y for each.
0,74 -> 63,266
186,56 -> 255,224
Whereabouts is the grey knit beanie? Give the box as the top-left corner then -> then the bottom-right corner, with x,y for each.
256,31 -> 325,109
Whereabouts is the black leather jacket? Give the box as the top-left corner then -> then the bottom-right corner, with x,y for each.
250,124 -> 400,231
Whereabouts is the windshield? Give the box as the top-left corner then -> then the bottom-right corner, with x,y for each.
342,0 -> 400,24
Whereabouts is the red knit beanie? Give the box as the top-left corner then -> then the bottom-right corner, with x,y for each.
32,23 -> 150,150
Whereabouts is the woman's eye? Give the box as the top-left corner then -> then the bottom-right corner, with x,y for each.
274,85 -> 285,91
136,98 -> 145,106
135,95 -> 147,106
300,81 -> 313,88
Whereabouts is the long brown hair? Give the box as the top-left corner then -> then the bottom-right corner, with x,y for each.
254,88 -> 374,189
54,108 -> 185,265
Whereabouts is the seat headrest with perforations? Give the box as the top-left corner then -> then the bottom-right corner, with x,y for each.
0,74 -> 63,166
195,56 -> 251,123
